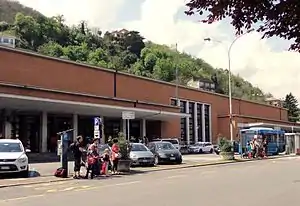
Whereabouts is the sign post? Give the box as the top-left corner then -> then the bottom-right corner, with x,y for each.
122,111 -> 135,141
94,117 -> 102,143
57,128 -> 73,178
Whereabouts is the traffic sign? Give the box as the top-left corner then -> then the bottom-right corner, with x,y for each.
122,111 -> 135,120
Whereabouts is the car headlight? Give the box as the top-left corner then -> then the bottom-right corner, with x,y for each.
130,154 -> 137,159
158,153 -> 167,158
18,157 -> 27,163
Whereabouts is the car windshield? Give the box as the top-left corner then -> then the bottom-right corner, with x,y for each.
0,143 -> 22,153
194,142 -> 203,146
131,144 -> 148,151
156,142 -> 175,150
162,139 -> 178,144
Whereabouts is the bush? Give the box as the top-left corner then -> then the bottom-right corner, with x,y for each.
218,137 -> 233,153
117,132 -> 131,160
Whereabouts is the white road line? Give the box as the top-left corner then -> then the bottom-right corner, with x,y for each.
0,194 -> 45,202
166,175 -> 187,179
115,181 -> 141,186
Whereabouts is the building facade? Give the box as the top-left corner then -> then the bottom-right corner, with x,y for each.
0,46 -> 295,153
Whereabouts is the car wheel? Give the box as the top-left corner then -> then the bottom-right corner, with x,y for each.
20,168 -> 29,178
177,158 -> 182,164
210,149 -> 213,153
198,149 -> 203,154
154,156 -> 159,166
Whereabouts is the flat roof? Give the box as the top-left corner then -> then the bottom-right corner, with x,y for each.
0,46 -> 286,111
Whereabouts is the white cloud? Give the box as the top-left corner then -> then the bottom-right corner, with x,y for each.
18,0 -> 125,29
125,0 -> 300,100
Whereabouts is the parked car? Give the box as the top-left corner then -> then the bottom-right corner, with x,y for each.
0,139 -> 30,177
148,141 -> 182,165
152,138 -> 181,150
189,142 -> 214,154
130,143 -> 155,166
213,145 -> 220,155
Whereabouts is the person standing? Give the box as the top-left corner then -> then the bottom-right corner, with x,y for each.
111,139 -> 120,175
70,136 -> 84,179
85,138 -> 99,179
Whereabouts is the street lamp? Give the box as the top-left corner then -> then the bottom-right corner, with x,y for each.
204,29 -> 254,142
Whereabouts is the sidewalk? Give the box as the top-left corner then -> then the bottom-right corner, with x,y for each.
0,154 -> 295,188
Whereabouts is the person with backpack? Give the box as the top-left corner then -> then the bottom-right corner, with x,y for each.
85,138 -> 100,179
69,136 -> 84,179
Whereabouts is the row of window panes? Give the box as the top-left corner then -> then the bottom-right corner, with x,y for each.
180,118 -> 186,143
170,98 -> 210,144
204,105 -> 210,142
196,103 -> 203,142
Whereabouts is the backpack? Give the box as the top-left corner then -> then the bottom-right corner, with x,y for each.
54,167 -> 66,178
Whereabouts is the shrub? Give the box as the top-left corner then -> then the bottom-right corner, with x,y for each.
218,137 -> 233,153
117,132 -> 131,160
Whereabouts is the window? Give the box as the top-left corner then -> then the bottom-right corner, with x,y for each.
180,118 -> 187,144
204,105 -> 211,142
170,99 -> 177,106
2,38 -> 9,43
180,100 -> 186,113
189,102 -> 195,144
197,103 -> 203,142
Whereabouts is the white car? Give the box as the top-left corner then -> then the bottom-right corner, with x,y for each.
189,142 -> 214,154
158,139 -> 181,150
0,139 -> 30,177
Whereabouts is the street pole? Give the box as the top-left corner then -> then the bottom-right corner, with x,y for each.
127,119 -> 130,141
227,29 -> 254,143
175,43 -> 179,106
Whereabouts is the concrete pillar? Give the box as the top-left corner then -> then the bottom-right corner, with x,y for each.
186,101 -> 190,145
72,114 -> 78,141
41,111 -> 48,153
141,119 -> 146,137
4,121 -> 12,139
100,116 -> 105,144
121,119 -> 126,135
202,104 -> 205,142
194,103 -> 198,143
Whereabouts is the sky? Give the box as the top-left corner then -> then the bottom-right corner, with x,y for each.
17,0 -> 300,101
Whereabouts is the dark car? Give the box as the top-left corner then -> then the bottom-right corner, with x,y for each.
148,141 -> 182,165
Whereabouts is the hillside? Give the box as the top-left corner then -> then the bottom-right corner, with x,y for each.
0,0 -> 43,23
0,10 -> 268,102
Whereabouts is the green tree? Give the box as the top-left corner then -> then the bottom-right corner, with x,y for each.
283,93 -> 300,122
185,0 -> 300,51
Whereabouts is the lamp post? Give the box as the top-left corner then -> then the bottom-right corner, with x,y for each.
204,29 -> 254,142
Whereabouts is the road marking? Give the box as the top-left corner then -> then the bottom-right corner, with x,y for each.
0,194 -> 45,202
61,187 -> 76,191
166,175 -> 186,179
46,189 -> 57,193
74,181 -> 141,192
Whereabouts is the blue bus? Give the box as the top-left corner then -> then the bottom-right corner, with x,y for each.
239,127 -> 285,155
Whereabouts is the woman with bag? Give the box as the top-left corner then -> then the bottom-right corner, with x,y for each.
85,138 -> 99,179
111,139 -> 120,175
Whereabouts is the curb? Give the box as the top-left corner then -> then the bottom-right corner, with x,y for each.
0,155 -> 294,188
0,177 -> 72,189
135,154 -> 295,173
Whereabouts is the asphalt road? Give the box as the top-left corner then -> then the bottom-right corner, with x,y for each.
0,157 -> 299,206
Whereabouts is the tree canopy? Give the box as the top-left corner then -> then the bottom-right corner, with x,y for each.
283,93 -> 300,122
185,0 -> 300,51
0,11 -> 267,102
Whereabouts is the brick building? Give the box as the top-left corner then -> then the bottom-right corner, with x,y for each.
0,46 -> 296,153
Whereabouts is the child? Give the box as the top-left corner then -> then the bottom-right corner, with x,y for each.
101,148 -> 110,177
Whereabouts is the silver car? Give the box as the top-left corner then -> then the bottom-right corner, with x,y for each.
130,143 -> 155,166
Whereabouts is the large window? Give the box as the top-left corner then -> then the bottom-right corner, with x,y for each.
171,99 -> 177,106
204,105 -> 211,142
189,102 -> 195,144
180,100 -> 187,144
197,103 -> 203,142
